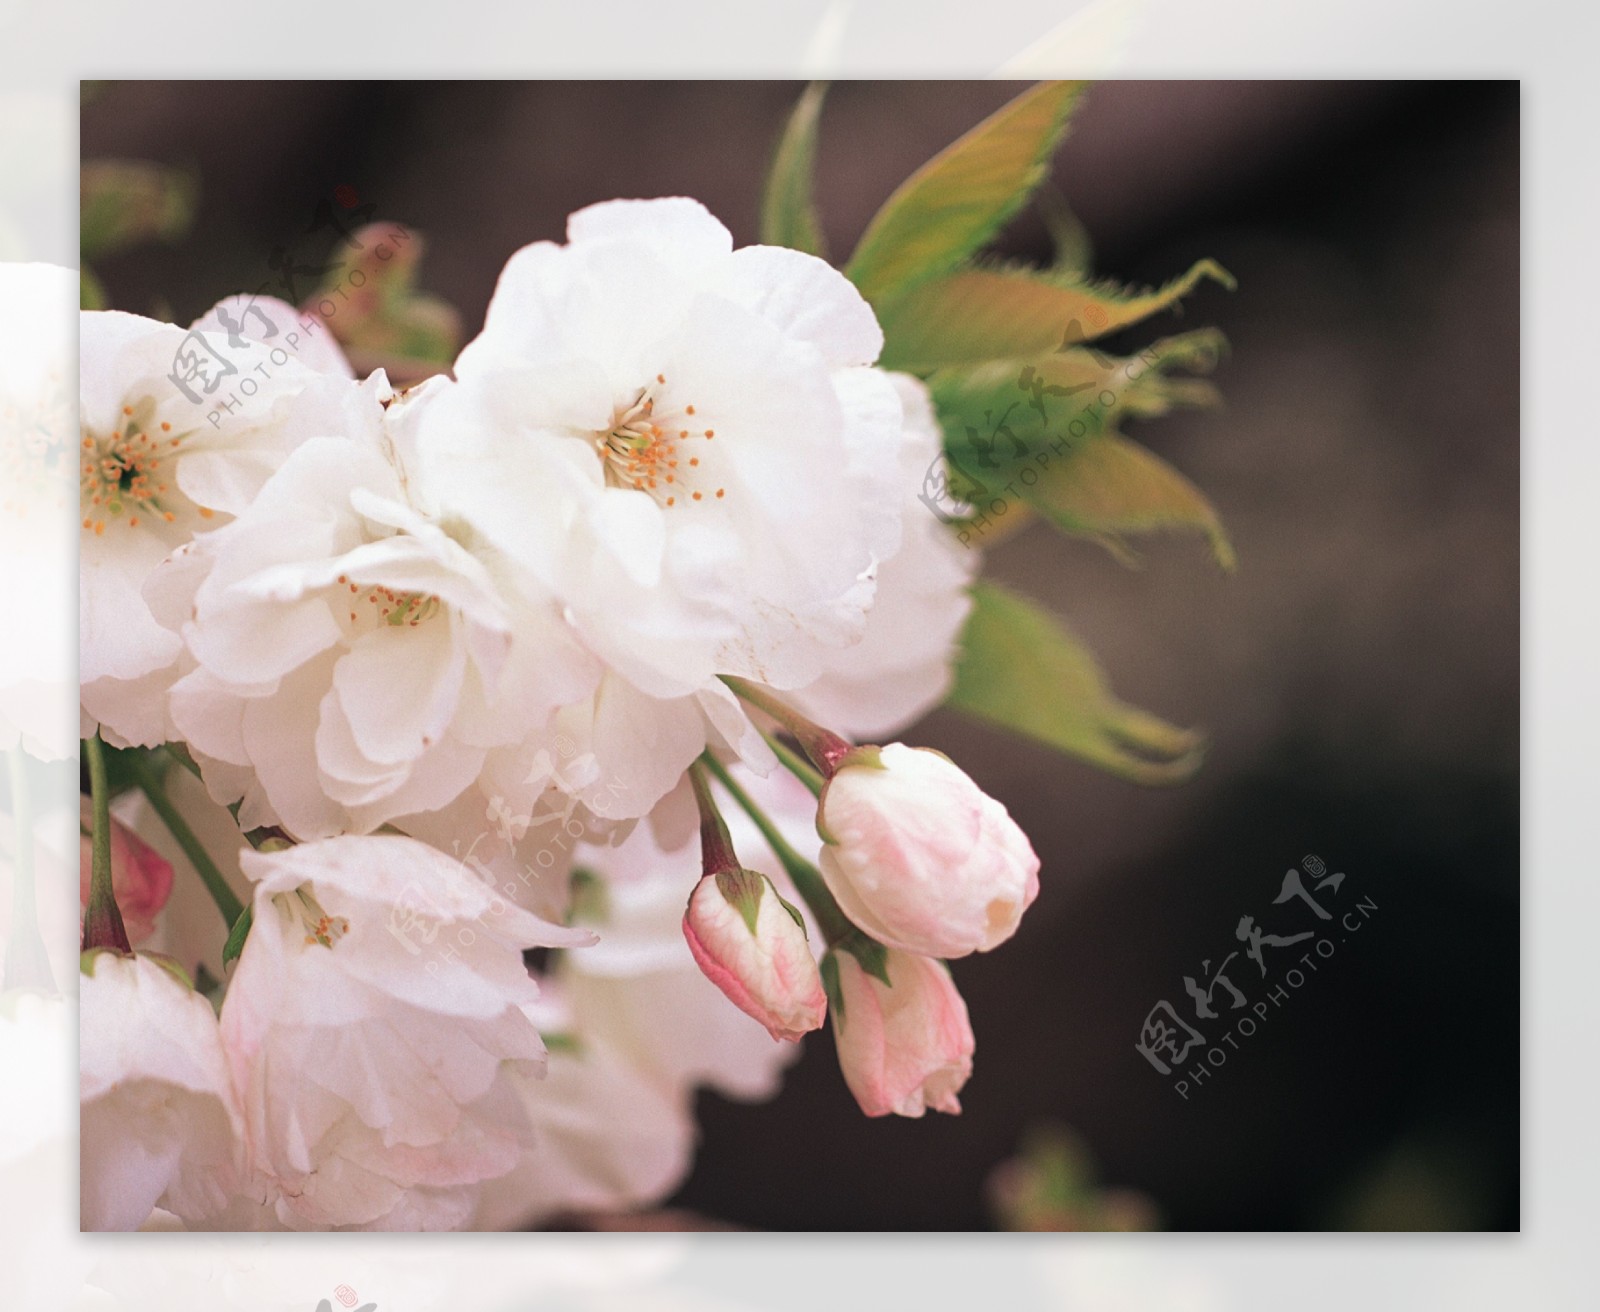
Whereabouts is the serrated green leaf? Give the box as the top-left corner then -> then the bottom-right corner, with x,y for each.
845,80 -> 1086,304
1021,432 -> 1234,569
761,81 -> 828,257
928,329 -> 1227,492
80,160 -> 195,263
948,582 -> 1204,784
879,259 -> 1233,371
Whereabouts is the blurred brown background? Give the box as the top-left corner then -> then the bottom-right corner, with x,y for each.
82,80 -> 1519,1230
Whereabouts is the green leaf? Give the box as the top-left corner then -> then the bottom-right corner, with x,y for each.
80,160 -> 196,263
1020,432 -> 1234,569
878,259 -> 1234,372
929,328 -> 1227,486
309,223 -> 461,375
221,904 -> 252,968
948,582 -> 1204,784
760,81 -> 829,257
844,80 -> 1086,304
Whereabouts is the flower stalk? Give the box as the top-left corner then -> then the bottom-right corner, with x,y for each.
128,750 -> 245,930
82,734 -> 132,954
687,761 -> 742,876
721,677 -> 855,777
761,730 -> 825,797
698,752 -> 854,947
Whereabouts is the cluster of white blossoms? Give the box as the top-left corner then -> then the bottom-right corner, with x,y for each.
78,198 -> 1040,1231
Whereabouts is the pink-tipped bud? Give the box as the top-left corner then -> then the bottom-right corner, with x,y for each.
682,869 -> 827,1043
817,743 -> 1040,959
79,798 -> 174,946
825,944 -> 974,1118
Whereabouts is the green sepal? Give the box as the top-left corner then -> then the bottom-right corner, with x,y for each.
776,890 -> 809,939
220,904 -> 253,969
79,946 -> 125,976
835,744 -> 886,773
714,867 -> 769,937
820,951 -> 845,1027
813,744 -> 885,849
141,951 -> 195,992
837,929 -> 893,988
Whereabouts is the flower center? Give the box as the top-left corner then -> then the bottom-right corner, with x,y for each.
333,575 -> 445,631
595,376 -> 726,509
79,399 -> 202,536
276,887 -> 350,949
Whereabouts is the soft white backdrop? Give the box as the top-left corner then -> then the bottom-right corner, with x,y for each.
2,1 -> 1587,1307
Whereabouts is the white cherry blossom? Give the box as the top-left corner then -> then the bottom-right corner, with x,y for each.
217,834 -> 593,1230
415,198 -> 904,817
80,951 -> 247,1230
163,376 -> 597,840
80,301 -> 358,748
791,373 -> 977,739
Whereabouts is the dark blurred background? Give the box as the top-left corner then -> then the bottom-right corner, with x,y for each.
82,80 -> 1519,1231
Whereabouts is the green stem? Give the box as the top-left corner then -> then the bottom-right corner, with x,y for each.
5,746 -> 55,987
162,742 -> 204,782
762,730 -> 824,797
721,676 -> 856,777
699,752 -> 852,946
81,735 -> 131,953
128,752 -> 244,929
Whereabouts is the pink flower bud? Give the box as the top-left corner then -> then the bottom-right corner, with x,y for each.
682,869 -> 827,1043
826,945 -> 974,1118
817,743 -> 1040,958
79,798 -> 174,945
